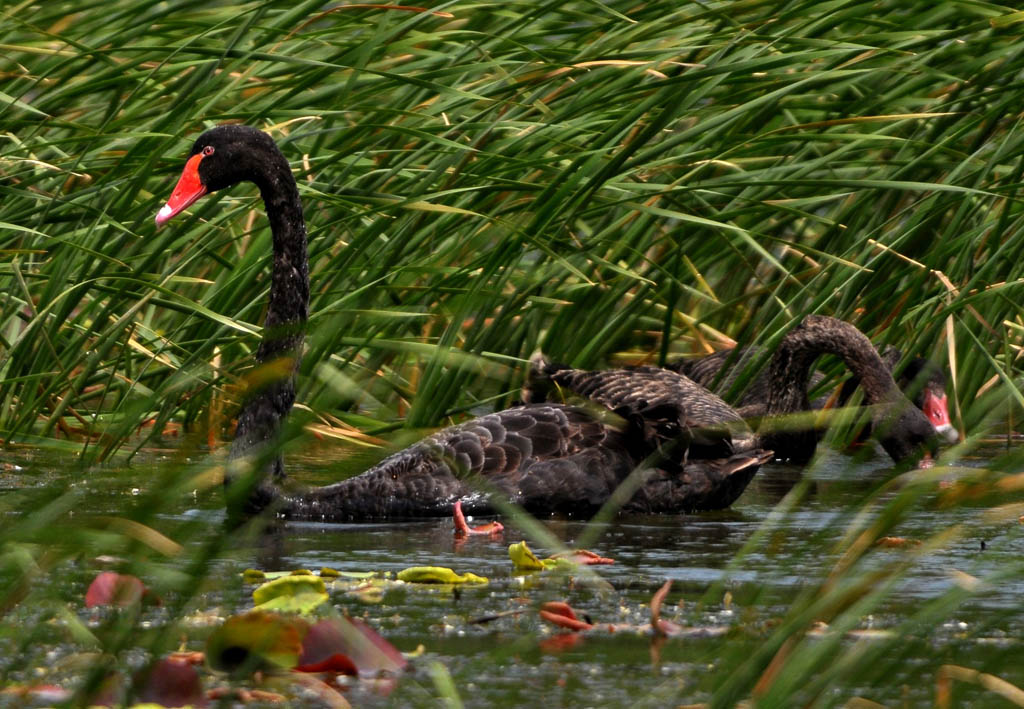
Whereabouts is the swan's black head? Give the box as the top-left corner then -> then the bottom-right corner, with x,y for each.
155,125 -> 281,225
874,401 -> 939,466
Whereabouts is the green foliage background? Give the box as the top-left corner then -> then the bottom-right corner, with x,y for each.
3,3 -> 1024,706
4,0 -> 1024,454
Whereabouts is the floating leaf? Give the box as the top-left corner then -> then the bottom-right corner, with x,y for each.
84,572 -> 147,607
510,541 -> 613,570
550,549 -> 615,565
320,567 -> 378,580
509,541 -> 545,570
876,536 -> 921,548
252,575 -> 329,614
539,633 -> 586,653
205,611 -> 304,674
0,685 -> 72,705
397,566 -> 488,585
539,601 -> 594,631
242,569 -> 267,583
297,617 -> 407,677
133,656 -> 206,707
296,653 -> 359,675
453,500 -> 504,537
650,580 -> 683,636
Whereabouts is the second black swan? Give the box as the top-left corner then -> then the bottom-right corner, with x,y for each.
667,316 -> 941,463
155,125 -> 770,521
672,340 -> 957,446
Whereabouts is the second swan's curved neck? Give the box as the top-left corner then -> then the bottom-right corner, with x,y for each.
766,315 -> 899,415
761,315 -> 900,461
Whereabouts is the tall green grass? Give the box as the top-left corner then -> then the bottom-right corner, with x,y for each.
3,1 -> 1024,705
3,0 -> 1024,454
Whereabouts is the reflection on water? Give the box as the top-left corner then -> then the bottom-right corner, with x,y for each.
0,441 -> 1021,706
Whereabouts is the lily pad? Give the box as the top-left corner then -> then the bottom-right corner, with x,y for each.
252,575 -> 329,614
297,617 -> 407,677
205,611 -> 305,675
397,566 -> 488,585
539,601 -> 594,632
84,572 -> 148,608
509,541 -> 545,571
133,656 -> 206,707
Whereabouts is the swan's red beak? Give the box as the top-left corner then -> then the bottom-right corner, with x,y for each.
922,390 -> 959,444
155,153 -> 207,226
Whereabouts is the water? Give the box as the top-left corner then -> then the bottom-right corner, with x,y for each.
1,441 -> 1021,707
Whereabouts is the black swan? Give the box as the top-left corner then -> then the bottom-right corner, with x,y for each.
529,316 -> 938,465
672,339 -> 956,445
155,125 -> 771,521
661,315 -> 940,463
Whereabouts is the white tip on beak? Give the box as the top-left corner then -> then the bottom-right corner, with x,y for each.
155,204 -> 173,226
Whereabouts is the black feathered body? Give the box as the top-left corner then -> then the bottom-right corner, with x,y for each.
526,363 -> 771,510
541,365 -> 759,459
669,316 -> 937,463
165,125 -> 771,522
271,404 -> 640,520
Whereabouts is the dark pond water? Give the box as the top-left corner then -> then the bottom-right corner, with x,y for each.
1,439 -> 1022,707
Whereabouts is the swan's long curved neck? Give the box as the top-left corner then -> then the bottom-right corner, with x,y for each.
229,151 -> 309,476
766,316 -> 899,413
762,315 -> 900,460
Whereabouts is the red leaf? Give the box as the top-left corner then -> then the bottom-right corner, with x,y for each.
295,653 -> 359,675
539,601 -> 594,631
298,617 -> 406,677
85,572 -> 146,607
453,501 -> 504,537
134,657 -> 206,707
650,580 -> 679,636
550,549 -> 615,565
0,685 -> 72,704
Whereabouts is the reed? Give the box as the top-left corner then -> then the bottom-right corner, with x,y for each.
2,0 -> 1023,705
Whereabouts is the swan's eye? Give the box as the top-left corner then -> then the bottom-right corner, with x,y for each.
202,146 -> 215,156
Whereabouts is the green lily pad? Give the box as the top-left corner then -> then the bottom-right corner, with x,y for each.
253,575 -> 328,614
509,541 -> 545,570
397,566 -> 488,585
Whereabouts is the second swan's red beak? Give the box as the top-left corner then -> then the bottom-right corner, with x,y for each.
922,389 -> 959,444
155,153 -> 207,226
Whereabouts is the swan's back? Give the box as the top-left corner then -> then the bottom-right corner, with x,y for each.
536,363 -> 759,460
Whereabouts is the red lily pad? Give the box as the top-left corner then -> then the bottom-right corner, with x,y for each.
453,501 -> 504,537
539,601 -> 594,632
0,685 -> 72,704
297,617 -> 407,677
650,580 -> 682,636
295,653 -> 360,675
550,549 -> 615,565
134,656 -> 206,707
539,633 -> 586,653
85,572 -> 147,607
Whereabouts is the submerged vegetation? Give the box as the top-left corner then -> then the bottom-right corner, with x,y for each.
2,0 -> 1024,706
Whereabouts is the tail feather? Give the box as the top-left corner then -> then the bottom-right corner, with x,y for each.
521,351 -> 569,404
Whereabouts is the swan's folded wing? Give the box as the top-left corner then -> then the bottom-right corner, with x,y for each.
624,448 -> 773,513
545,366 -> 758,458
